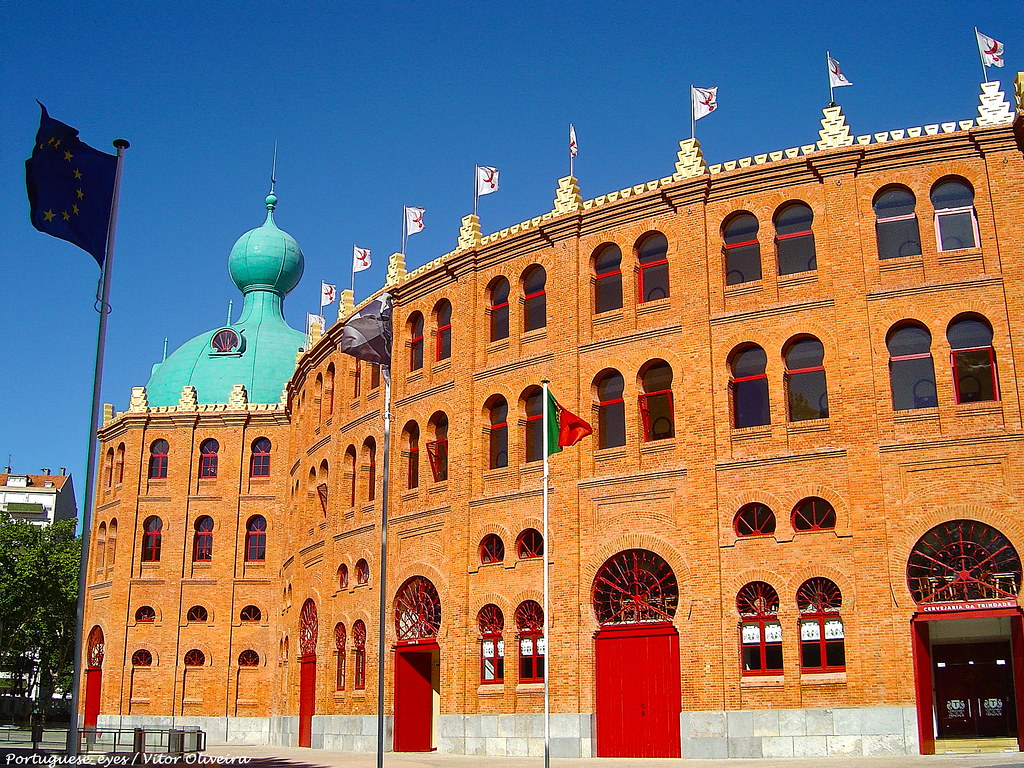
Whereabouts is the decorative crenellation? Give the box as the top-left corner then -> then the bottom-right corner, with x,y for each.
553,176 -> 582,213
673,138 -> 707,180
102,403 -> 114,426
338,289 -> 354,321
128,386 -> 149,412
817,105 -> 854,149
977,80 -> 1014,126
178,386 -> 198,411
457,214 -> 482,250
385,251 -> 406,286
227,384 -> 248,409
308,318 -> 324,348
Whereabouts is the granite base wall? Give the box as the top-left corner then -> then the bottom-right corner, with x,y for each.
95,714 -> 271,744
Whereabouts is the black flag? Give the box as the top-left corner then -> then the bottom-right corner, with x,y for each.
338,293 -> 393,369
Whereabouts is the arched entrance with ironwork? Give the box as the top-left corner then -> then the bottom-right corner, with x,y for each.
84,626 -> 104,730
393,576 -> 441,752
592,549 -> 680,757
297,599 -> 318,748
907,520 -> 1024,753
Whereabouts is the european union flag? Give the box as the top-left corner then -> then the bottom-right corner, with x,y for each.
25,103 -> 117,267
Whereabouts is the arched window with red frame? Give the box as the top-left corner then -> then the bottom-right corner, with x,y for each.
199,439 -> 219,479
240,605 -> 262,623
338,564 -> 349,589
797,577 -> 845,672
524,387 -> 544,462
148,439 -> 169,479
517,528 -> 543,559
774,202 -> 816,275
353,360 -> 361,399
315,373 -> 324,423
730,345 -> 770,428
734,503 -> 776,537
593,244 -> 622,314
404,422 -> 419,489
515,601 -> 545,682
245,515 -> 267,562
639,361 -> 674,441
132,649 -> 153,667
523,266 -> 547,332
480,534 -> 505,564
394,576 -> 441,641
186,605 -> 209,623
637,232 -> 669,302
792,497 -> 836,532
325,363 -> 335,415
355,558 -> 370,585
478,604 -> 505,684
947,315 -> 998,403
785,336 -> 828,421
345,445 -> 357,506
87,626 -> 105,668
298,599 -> 318,657
426,412 -> 448,482
931,177 -> 978,252
886,323 -> 937,410
724,213 -> 761,285
435,300 -> 452,361
104,448 -> 113,488
738,582 -> 783,675
184,649 -> 206,667
596,370 -> 626,449
334,623 -> 347,690
135,605 -> 156,623
353,620 -> 367,689
873,186 -> 921,260
192,515 -> 213,562
363,437 -> 376,502
115,443 -> 125,484
141,516 -> 162,562
250,437 -> 271,477
487,396 -> 509,469
408,313 -> 424,371
238,650 -> 259,667
489,277 -> 510,341
592,549 -> 678,625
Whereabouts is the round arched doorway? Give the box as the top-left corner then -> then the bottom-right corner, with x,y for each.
297,599 -> 318,748
393,576 -> 441,753
84,626 -> 105,730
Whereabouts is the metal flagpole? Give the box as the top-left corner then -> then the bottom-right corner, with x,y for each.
350,247 -> 356,297
540,379 -> 551,768
827,51 -> 835,106
401,207 -> 408,257
690,85 -> 695,140
569,126 -> 574,179
376,369 -> 392,768
473,165 -> 479,218
67,137 -> 130,757
974,28 -> 990,84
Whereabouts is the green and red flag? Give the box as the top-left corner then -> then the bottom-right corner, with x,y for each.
545,389 -> 593,455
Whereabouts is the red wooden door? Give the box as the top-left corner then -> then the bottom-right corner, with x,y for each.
394,646 -> 435,751
298,655 -> 316,747
84,668 -> 101,730
596,623 -> 680,757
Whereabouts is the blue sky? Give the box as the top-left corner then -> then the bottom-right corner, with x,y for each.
2,1 -> 1021,515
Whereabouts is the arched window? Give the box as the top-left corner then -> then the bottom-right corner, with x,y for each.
240,605 -> 262,623
478,604 -> 505,684
730,345 -> 770,428
192,516 -> 213,562
325,363 -> 335,415
104,448 -> 113,488
238,650 -> 259,667
148,439 -> 169,479
487,396 -> 509,469
186,605 -> 209,623
480,534 -> 505,564
353,360 -> 361,399
317,461 -> 329,516
131,649 -> 153,667
947,315 -> 997,403
199,439 -> 219,479
774,203 -> 815,275
355,558 -> 369,585
394,576 -> 441,640
524,387 -> 544,462
637,232 -> 669,302
135,605 -> 156,623
315,373 -> 325,423
250,437 -> 271,477
593,244 -> 623,313
873,186 -> 921,260
87,626 -> 105,668
596,370 -> 626,449
738,582 -> 783,675
887,323 -> 937,410
299,599 -> 318,657
435,300 -> 452,361
353,620 -> 367,690
734,503 -> 776,537
517,528 -> 543,559
409,313 -> 424,371
515,601 -> 545,682
592,550 -> 678,625
141,516 -> 162,562
334,623 -> 347,690
523,266 -> 547,332
792,497 -> 836,532
404,422 -> 420,489
426,413 -> 449,482
363,437 -> 377,502
639,361 -> 674,441
184,649 -> 206,667
931,178 -> 978,251
245,515 -> 267,562
345,445 -> 357,506
95,522 -> 106,575
370,363 -> 381,390
796,578 -> 845,672
489,277 -> 510,341
338,564 -> 349,589
724,213 -> 761,285
785,337 -> 828,421
115,443 -> 125,484
107,519 -> 117,567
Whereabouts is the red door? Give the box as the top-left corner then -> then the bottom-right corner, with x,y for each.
83,668 -> 102,730
596,623 -> 681,757
298,655 -> 316,748
394,645 -> 436,752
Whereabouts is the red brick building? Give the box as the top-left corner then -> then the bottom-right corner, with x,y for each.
83,78 -> 1024,758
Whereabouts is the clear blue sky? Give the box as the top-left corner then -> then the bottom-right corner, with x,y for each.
2,1 -> 1021,515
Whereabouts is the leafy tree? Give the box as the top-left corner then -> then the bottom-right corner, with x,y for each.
0,513 -> 81,721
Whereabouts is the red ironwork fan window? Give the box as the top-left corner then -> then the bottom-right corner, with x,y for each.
592,549 -> 679,625
338,564 -> 349,589
792,497 -> 836,532
245,515 -> 267,562
724,213 -> 762,285
796,578 -> 845,673
515,601 -> 545,682
637,232 -> 670,303
186,605 -> 208,623
250,437 -> 271,477
198,439 -> 219,478
426,414 -> 448,482
478,604 -> 505,684
737,581 -> 783,675
211,329 -> 240,353
240,605 -> 262,623
87,627 -> 105,668
131,649 -> 153,667
435,300 -> 452,361
406,423 -> 420,489
335,623 -> 347,690
135,606 -> 156,623
355,559 -> 369,585
488,397 -> 509,469
395,576 -> 441,641
184,649 -> 205,667
480,534 -> 505,564
409,313 -> 424,371
907,519 -> 1021,606
192,515 -> 213,562
523,266 -> 547,332
489,278 -> 510,341
299,599 -> 318,657
596,370 -> 626,449
148,440 -> 168,479
141,516 -> 162,562
517,528 -> 543,560
353,620 -> 366,690
639,361 -> 674,441
734,503 -> 776,537
593,244 -> 623,313
238,650 -> 259,667
774,202 -> 816,275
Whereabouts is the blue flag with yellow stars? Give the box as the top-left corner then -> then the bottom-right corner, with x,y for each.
25,103 -> 117,267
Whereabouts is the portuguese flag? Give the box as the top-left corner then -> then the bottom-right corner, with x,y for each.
546,389 -> 593,456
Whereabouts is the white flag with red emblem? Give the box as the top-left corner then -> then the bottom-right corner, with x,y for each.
405,206 -> 425,235
692,86 -> 719,121
977,29 -> 1005,68
827,56 -> 853,88
320,281 -> 337,307
476,166 -> 500,196
569,124 -> 578,158
352,246 -> 371,273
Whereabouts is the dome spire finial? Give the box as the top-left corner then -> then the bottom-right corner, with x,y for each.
266,141 -> 278,212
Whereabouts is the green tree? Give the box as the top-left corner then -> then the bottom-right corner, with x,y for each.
0,513 -> 81,722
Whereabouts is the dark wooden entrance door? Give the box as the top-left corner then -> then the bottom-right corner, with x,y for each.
934,641 -> 1016,738
298,655 -> 316,747
394,645 -> 436,752
595,623 -> 681,757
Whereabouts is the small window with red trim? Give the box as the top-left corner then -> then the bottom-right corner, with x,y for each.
797,578 -> 845,673
132,649 -> 153,667
192,515 -> 213,562
517,528 -> 543,559
874,186 -> 921,260
487,396 -> 509,469
148,439 -> 169,479
596,370 -> 626,449
489,278 -> 510,342
198,439 -> 219,479
478,604 -> 505,684
931,178 -> 978,252
409,313 -> 424,372
784,336 -> 828,421
637,232 -> 669,302
184,649 -> 206,667
186,605 -> 208,623
515,601 -> 545,682
947,315 -> 997,404
238,650 -> 259,667
523,266 -> 547,332
639,361 -> 674,441
239,605 -> 262,623
355,558 -> 369,585
435,300 -> 452,361
886,323 -> 937,410
593,244 -> 623,313
792,497 -> 836,532
524,388 -> 544,462
404,422 -> 420,489
250,437 -> 271,477
738,581 -> 783,675
480,534 -> 505,564
734,503 -> 776,537
724,213 -> 761,285
135,605 -> 156,623
426,413 -> 448,482
774,203 -> 815,275
730,345 -> 770,428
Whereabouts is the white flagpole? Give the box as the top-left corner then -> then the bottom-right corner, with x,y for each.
690,85 -> 695,140
827,51 -> 835,106
541,379 -> 551,768
376,369 -> 392,768
350,247 -> 355,297
569,127 -> 574,179
473,164 -> 479,217
975,27 -> 990,84
401,206 -> 408,257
